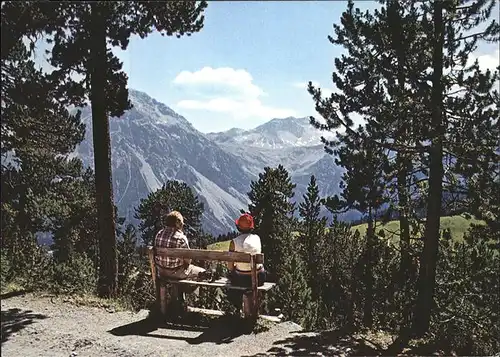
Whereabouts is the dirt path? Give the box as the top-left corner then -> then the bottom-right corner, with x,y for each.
1,293 -> 307,357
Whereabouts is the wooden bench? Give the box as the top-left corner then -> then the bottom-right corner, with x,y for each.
147,246 -> 276,321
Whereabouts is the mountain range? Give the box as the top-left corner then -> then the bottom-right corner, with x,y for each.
74,89 -> 355,236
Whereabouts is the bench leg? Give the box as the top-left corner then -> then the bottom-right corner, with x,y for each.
242,292 -> 259,322
242,293 -> 251,318
248,255 -> 259,322
170,284 -> 183,312
159,284 -> 168,316
157,283 -> 184,319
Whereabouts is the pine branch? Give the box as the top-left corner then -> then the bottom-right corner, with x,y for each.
447,30 -> 490,43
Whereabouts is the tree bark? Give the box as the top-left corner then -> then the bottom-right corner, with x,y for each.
363,207 -> 374,328
89,3 -> 118,298
390,0 -> 412,289
413,0 -> 444,336
13,184 -> 30,271
397,160 -> 411,283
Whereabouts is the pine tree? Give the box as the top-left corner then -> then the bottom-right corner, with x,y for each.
216,231 -> 239,244
277,239 -> 314,326
322,126 -> 387,328
1,0 -> 208,297
302,215 -> 365,330
49,166 -> 98,263
247,165 -> 313,324
413,0 -> 499,335
383,0 -> 427,287
1,20 -> 86,273
135,180 -> 204,247
117,223 -> 139,293
308,0 -> 430,295
308,0 -> 498,335
247,165 -> 296,273
49,167 -> 124,278
298,175 -> 327,292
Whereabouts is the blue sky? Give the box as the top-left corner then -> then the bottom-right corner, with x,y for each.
112,1 -> 499,134
34,1 -> 499,133
114,1 -> 378,133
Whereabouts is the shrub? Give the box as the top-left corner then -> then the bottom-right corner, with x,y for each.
46,253 -> 97,295
307,222 -> 365,330
118,256 -> 156,311
431,224 -> 500,355
0,249 -> 11,289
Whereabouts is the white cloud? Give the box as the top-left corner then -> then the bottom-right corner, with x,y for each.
174,67 -> 265,99
173,67 -> 296,120
447,49 -> 499,97
468,49 -> 500,71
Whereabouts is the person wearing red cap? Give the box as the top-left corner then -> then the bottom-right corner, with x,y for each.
226,213 -> 266,312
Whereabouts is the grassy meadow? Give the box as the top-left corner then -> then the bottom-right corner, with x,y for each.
207,214 -> 485,251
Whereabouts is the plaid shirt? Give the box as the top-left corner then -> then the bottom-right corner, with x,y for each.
154,226 -> 190,269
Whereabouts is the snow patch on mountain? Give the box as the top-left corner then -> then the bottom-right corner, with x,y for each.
207,116 -> 336,149
128,145 -> 162,193
190,168 -> 246,227
126,89 -> 194,131
116,160 -> 132,206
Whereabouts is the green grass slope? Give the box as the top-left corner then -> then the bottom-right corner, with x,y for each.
207,215 -> 485,251
353,214 -> 484,244
207,240 -> 232,251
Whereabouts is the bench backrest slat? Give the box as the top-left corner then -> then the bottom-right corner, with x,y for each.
151,247 -> 264,264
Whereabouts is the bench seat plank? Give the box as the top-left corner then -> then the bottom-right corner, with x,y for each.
161,277 -> 276,291
154,247 -> 264,264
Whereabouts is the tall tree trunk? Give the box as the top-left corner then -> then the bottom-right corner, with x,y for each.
347,271 -> 357,331
397,164 -> 411,281
413,0 -> 444,336
390,0 -> 412,288
13,184 -> 30,272
89,4 -> 118,298
306,221 -> 318,293
363,207 -> 374,328
396,157 -> 414,333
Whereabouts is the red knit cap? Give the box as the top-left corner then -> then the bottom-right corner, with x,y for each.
235,213 -> 254,230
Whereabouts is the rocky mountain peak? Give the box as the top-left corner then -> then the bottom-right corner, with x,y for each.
73,89 -> 351,235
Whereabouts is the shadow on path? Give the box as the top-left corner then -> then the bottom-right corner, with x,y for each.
1,308 -> 47,345
241,328 -> 384,356
0,289 -> 32,300
108,312 -> 256,345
